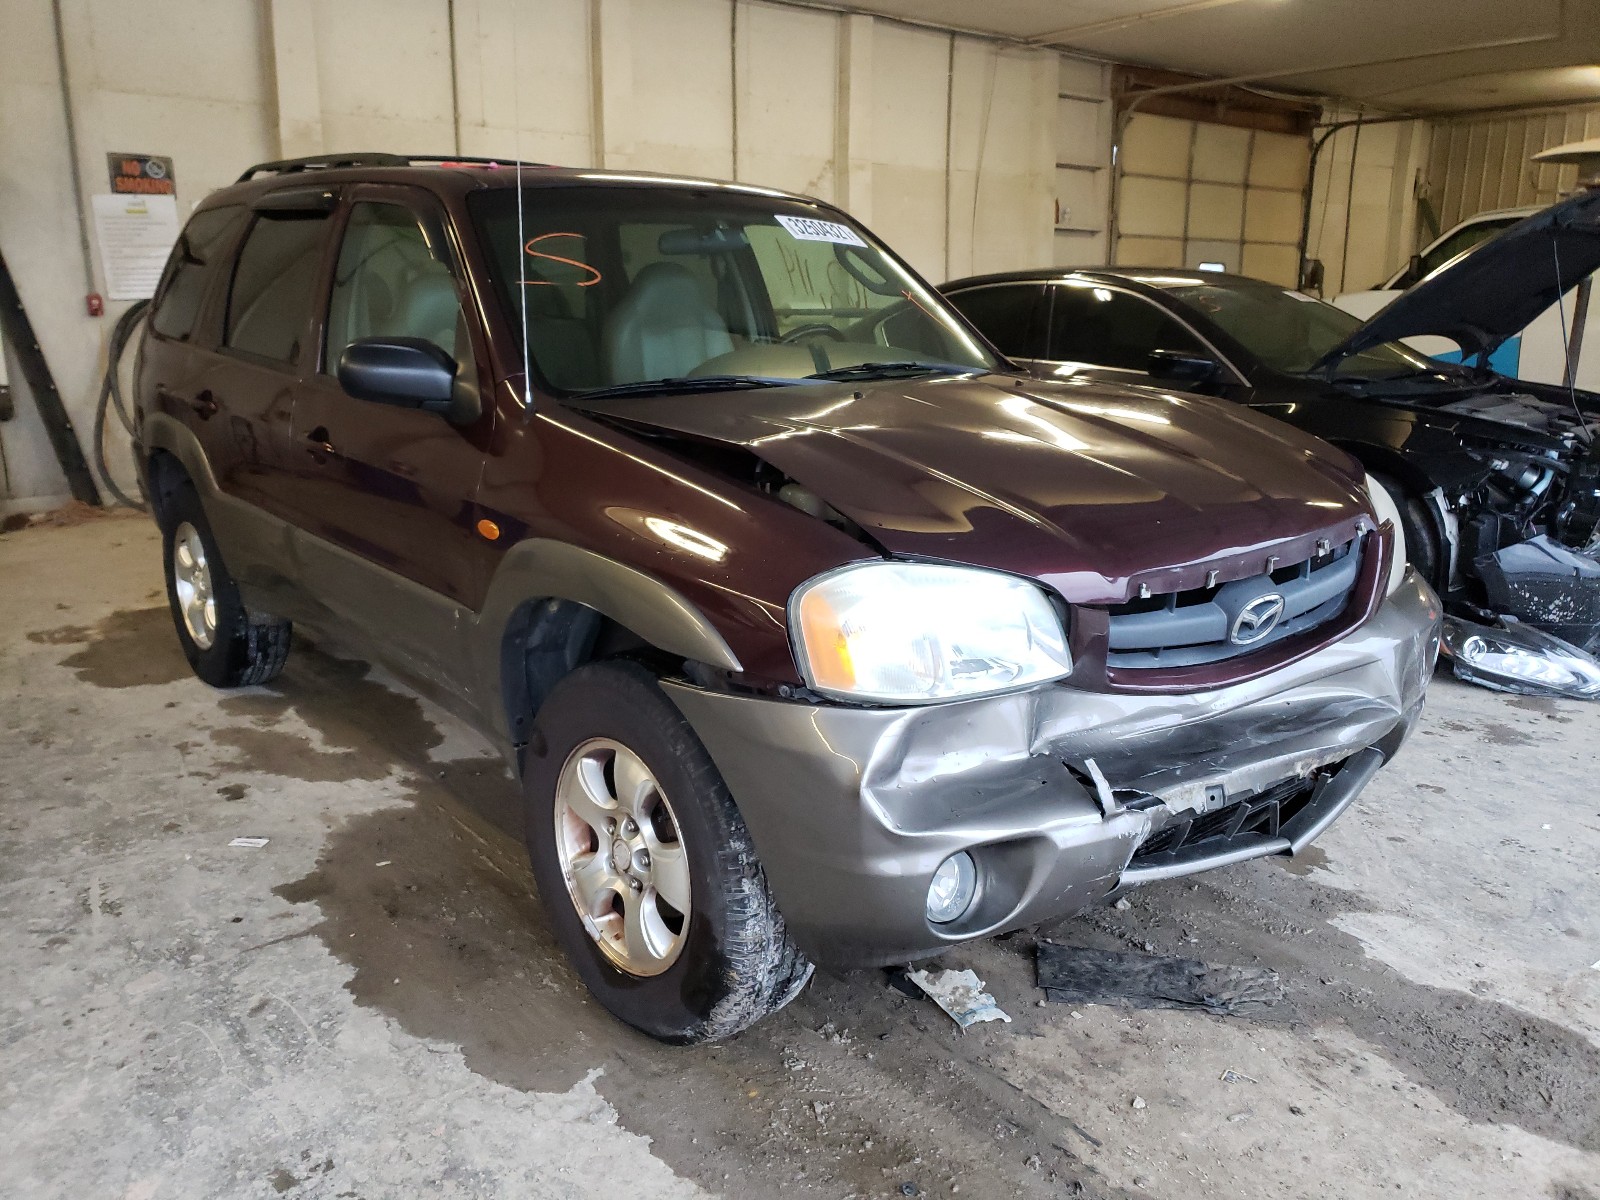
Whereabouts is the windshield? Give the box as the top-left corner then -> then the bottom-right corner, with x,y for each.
468,185 -> 997,396
1168,280 -> 1438,378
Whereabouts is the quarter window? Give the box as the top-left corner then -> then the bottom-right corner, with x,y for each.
1048,284 -> 1204,372
325,202 -> 465,372
224,212 -> 332,363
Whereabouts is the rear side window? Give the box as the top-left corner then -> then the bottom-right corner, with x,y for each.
149,206 -> 245,340
225,212 -> 332,363
1049,283 -> 1203,371
945,284 -> 1047,359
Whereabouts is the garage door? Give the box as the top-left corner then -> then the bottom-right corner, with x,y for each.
1114,112 -> 1310,287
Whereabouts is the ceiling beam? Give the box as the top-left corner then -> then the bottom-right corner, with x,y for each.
1027,0 -> 1258,46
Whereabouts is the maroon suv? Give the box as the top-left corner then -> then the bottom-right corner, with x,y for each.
134,153 -> 1439,1042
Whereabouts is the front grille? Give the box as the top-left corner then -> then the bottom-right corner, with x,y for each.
1131,772 -> 1322,863
1104,535 -> 1366,670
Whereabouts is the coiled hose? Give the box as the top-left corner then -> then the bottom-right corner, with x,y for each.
93,298 -> 150,510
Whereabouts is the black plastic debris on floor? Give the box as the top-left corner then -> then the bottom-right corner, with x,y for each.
1035,942 -> 1284,1015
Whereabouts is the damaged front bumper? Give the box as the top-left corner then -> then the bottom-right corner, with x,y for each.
666,570 -> 1440,968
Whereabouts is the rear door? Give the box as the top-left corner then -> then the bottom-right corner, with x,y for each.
285,185 -> 496,685
197,193 -> 337,599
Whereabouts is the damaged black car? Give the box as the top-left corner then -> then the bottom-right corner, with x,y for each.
941,189 -> 1600,698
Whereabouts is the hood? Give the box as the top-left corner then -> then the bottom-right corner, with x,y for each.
1318,188 -> 1600,369
576,374 -> 1371,605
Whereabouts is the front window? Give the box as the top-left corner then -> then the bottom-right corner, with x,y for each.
1419,217 -> 1518,278
325,202 -> 469,371
1167,280 -> 1434,377
1049,283 -> 1205,371
469,186 -> 996,395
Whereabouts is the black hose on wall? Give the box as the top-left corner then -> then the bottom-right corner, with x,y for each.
93,299 -> 149,511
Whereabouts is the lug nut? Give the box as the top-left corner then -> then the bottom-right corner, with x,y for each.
622,818 -> 637,836
605,817 -> 617,834
627,876 -> 642,891
637,851 -> 650,870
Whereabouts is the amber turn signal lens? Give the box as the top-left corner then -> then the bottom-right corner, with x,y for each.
476,518 -> 501,541
796,588 -> 856,692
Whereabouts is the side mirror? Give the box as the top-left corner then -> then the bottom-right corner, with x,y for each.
337,337 -> 456,413
1401,253 -> 1424,286
1148,348 -> 1220,383
1299,257 -> 1325,293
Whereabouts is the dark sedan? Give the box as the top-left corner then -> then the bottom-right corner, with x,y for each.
942,191 -> 1600,698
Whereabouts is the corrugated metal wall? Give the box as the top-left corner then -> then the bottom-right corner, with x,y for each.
1426,104 -> 1600,232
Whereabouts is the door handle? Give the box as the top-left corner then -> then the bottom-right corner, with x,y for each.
304,425 -> 335,463
156,387 -> 218,419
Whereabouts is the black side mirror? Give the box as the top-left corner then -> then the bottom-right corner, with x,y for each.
1148,348 -> 1219,383
1299,257 -> 1325,293
338,337 -> 456,413
1401,253 -> 1424,286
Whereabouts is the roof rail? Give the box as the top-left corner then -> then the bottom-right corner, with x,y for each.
236,153 -> 551,182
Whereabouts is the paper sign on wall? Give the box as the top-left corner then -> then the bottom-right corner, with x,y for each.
91,194 -> 180,301
774,214 -> 867,247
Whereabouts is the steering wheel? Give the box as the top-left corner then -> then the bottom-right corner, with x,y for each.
779,323 -> 848,344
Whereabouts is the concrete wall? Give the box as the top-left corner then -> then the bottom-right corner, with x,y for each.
1304,112 -> 1431,296
0,0 -> 1062,508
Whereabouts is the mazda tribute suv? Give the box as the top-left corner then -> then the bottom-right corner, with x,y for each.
134,153 -> 1440,1042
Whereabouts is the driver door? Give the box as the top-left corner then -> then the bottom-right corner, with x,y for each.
287,186 -> 496,687
1042,281 -> 1235,394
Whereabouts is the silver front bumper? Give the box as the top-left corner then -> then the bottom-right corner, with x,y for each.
666,570 -> 1440,967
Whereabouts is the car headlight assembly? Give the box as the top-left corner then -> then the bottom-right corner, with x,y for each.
1362,474 -> 1409,596
790,561 -> 1072,703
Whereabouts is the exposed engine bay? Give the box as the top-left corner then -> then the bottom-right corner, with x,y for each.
1432,389 -> 1600,566
1411,384 -> 1600,688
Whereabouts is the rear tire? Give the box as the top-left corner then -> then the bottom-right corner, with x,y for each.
160,483 -> 291,688
524,660 -> 811,1043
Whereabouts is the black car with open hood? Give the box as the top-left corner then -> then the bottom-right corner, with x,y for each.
942,188 -> 1600,698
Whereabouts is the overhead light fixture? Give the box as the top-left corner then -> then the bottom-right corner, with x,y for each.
1197,261 -> 1226,272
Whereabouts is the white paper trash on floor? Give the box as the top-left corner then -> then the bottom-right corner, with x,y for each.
228,836 -> 270,849
907,967 -> 1011,1028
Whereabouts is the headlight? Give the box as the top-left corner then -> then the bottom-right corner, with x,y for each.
1442,616 -> 1600,698
1362,474 -> 1409,596
790,562 -> 1072,703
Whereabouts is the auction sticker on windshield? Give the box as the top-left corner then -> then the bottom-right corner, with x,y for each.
775,214 -> 867,247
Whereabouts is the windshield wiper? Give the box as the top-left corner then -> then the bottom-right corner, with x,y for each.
805,360 -> 977,382
1321,361 -> 1480,389
569,374 -> 800,402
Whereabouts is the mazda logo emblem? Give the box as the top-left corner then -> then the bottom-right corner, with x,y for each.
1231,593 -> 1286,645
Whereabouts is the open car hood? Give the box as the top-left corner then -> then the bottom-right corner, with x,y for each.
574,373 -> 1370,605
1316,188 -> 1600,369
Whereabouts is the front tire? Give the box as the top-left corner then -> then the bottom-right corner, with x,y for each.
1372,472 -> 1442,590
160,483 -> 291,688
524,661 -> 811,1043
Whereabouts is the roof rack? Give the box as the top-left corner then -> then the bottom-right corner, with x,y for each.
236,153 -> 551,182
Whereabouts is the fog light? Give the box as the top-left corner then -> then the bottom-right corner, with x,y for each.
1442,616 -> 1600,699
926,852 -> 977,924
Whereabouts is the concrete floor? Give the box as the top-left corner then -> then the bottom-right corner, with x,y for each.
2,513 -> 1598,1200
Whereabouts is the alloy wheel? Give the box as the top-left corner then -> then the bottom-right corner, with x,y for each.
553,737 -> 692,976
171,521 -> 217,650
